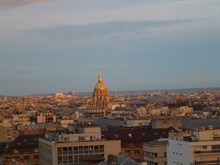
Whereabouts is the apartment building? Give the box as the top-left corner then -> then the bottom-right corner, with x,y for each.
102,127 -> 177,162
38,124 -> 121,165
167,127 -> 220,165
2,134 -> 43,165
143,139 -> 168,165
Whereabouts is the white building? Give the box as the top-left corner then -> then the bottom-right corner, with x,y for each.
167,127 -> 220,165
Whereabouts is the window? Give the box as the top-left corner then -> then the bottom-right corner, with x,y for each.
100,145 -> 104,152
134,150 -> 140,156
24,156 -> 30,160
125,150 -> 130,156
94,146 -> 99,153
154,153 -> 158,157
79,146 -> 83,153
63,156 -> 67,163
14,156 -> 19,159
63,147 -> 67,154
202,146 -> 207,149
73,147 -> 78,154
74,156 -> 78,163
58,156 -> 62,164
34,155 -> 38,159
84,146 -> 89,153
68,147 -> 72,154
69,156 -> 73,163
89,146 -> 94,153
212,145 -> 220,150
164,152 -> 167,157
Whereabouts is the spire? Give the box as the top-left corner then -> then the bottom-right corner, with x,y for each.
98,72 -> 103,83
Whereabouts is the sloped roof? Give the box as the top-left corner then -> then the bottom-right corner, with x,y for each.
102,127 -> 176,144
9,134 -> 43,148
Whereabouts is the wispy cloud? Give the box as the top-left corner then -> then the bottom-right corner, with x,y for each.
27,18 -> 206,41
0,0 -> 47,9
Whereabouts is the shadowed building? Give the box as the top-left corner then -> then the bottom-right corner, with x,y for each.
2,134 -> 43,165
102,127 -> 177,162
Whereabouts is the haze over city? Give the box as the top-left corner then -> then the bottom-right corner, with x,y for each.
1,0 -> 220,96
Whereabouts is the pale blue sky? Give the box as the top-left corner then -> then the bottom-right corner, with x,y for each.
0,0 -> 220,96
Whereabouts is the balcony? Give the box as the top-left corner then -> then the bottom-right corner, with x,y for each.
194,149 -> 220,154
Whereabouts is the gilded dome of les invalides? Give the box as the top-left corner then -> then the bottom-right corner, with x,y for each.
92,73 -> 110,109
94,73 -> 107,91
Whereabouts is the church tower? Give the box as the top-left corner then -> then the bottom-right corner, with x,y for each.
92,73 -> 110,109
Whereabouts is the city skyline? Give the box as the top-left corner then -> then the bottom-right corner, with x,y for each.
1,0 -> 220,96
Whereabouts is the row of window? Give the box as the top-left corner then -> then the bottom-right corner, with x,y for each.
145,151 -> 167,158
124,149 -> 141,156
57,154 -> 104,164
57,145 -> 104,155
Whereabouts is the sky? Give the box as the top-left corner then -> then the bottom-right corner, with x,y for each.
0,0 -> 220,96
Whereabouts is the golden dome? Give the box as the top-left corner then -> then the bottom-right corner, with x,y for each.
95,82 -> 107,90
94,73 -> 107,91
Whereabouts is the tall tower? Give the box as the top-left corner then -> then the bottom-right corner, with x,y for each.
92,73 -> 110,109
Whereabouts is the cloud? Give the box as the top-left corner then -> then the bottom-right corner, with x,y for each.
0,0 -> 47,9
26,18 -> 206,41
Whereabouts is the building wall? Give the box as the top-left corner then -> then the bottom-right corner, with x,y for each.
125,119 -> 150,127
39,138 -> 54,165
167,139 -> 220,165
121,145 -> 143,162
143,142 -> 167,165
190,141 -> 220,164
0,125 -> 16,141
167,139 -> 191,165
152,118 -> 182,131
3,148 -> 39,165
39,138 -> 121,165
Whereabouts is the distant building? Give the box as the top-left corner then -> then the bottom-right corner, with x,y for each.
84,109 -> 106,118
38,124 -> 121,165
92,73 -> 110,110
167,127 -> 220,165
151,118 -> 182,131
36,112 -> 56,124
55,92 -> 65,99
170,106 -> 193,116
124,119 -> 151,127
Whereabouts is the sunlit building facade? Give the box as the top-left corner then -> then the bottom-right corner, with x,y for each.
38,124 -> 121,165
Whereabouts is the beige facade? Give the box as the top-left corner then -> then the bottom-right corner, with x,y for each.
151,118 -> 182,131
121,145 -> 143,163
39,125 -> 121,165
143,140 -> 167,165
0,125 -> 17,141
37,112 -> 56,124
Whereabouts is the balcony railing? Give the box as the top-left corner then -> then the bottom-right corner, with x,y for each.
194,149 -> 220,154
